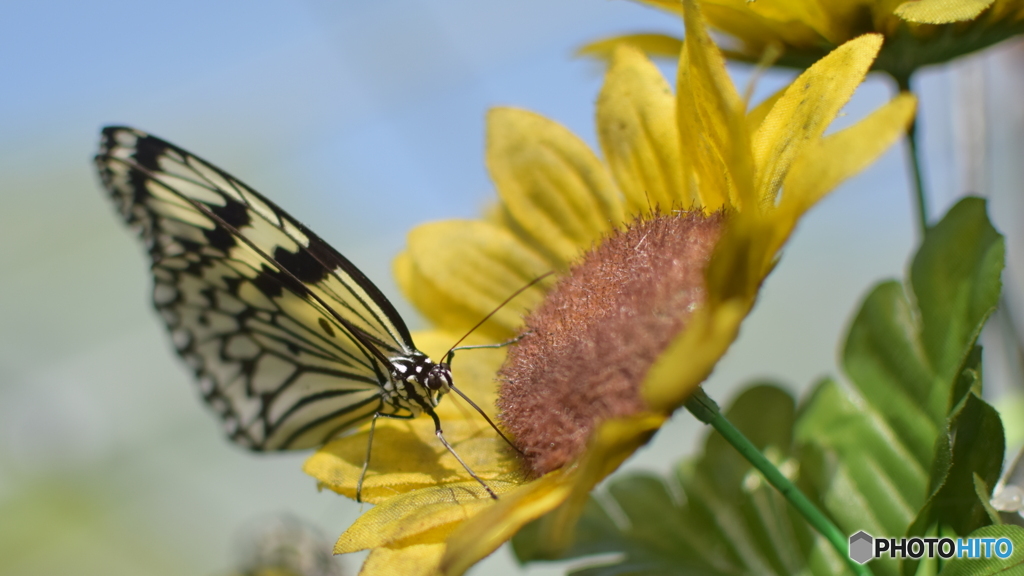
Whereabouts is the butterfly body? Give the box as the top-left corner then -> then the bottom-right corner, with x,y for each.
385,353 -> 453,415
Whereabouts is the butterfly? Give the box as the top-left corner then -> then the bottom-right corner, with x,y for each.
94,126 -> 521,500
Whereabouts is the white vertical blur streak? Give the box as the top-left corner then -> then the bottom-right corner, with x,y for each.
979,41 -> 1024,454
952,54 -> 989,199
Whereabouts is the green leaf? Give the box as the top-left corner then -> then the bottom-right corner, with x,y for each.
842,279 -> 942,466
842,198 -> 1003,468
937,525 -> 1024,575
796,377 -> 925,522
797,198 -> 1004,575
901,386 -> 1006,575
796,379 -> 915,576
912,197 -> 1005,388
908,392 -> 1006,538
972,474 -> 1003,527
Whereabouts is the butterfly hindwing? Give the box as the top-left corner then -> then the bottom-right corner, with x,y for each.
95,126 -> 415,450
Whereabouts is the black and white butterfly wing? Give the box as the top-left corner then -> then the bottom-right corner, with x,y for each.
95,126 -> 415,450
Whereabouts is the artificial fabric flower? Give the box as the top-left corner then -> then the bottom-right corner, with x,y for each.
304,1 -> 916,574
586,0 -> 1024,81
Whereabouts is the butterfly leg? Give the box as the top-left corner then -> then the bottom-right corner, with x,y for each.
356,412 -> 380,504
357,411 -> 417,503
445,384 -> 524,456
427,409 -> 499,500
445,332 -> 529,365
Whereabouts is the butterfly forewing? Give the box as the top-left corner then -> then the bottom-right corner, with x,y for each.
95,127 -> 417,450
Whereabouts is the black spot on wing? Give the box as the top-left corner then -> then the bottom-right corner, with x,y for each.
204,226 -> 236,252
252,270 -> 285,299
301,233 -> 415,347
128,170 -> 151,206
251,265 -> 311,302
132,134 -> 168,171
224,276 -> 243,295
274,245 -> 328,284
177,238 -> 203,255
304,235 -> 350,271
211,198 -> 250,228
97,127 -> 117,154
318,317 -> 335,337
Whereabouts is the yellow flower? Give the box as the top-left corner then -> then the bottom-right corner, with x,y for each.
304,1 -> 916,574
588,0 -> 1024,80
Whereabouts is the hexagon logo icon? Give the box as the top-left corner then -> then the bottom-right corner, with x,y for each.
849,531 -> 874,564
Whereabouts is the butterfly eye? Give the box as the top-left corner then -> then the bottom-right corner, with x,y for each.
425,366 -> 450,391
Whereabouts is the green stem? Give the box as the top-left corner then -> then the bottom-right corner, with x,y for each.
685,388 -> 873,576
894,72 -> 929,236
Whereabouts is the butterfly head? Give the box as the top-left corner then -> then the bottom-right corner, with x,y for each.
389,354 -> 453,410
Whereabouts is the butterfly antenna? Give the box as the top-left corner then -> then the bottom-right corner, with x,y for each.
443,271 -> 553,359
427,410 -> 498,499
440,271 -> 552,457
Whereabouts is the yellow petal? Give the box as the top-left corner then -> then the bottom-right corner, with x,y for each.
531,413 -> 667,554
335,482 -> 499,553
701,3 -> 825,53
482,201 -> 569,269
400,220 -> 551,341
487,108 -> 624,264
678,0 -> 756,211
751,34 -> 882,205
895,0 -> 995,23
745,86 -> 786,134
782,93 -> 917,218
675,52 -> 728,211
741,0 -> 845,44
598,46 -> 693,215
394,251 -> 484,339
635,0 -> 682,15
577,33 -> 683,61
359,543 -> 447,576
304,417 -> 524,503
440,471 -> 574,576
643,300 -> 750,412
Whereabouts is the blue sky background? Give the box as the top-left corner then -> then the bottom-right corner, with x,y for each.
2,2 -> 1023,575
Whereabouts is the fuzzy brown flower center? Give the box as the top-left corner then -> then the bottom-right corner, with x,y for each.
497,210 -> 724,476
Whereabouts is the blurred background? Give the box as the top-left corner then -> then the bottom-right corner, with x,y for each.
2,2 -> 1023,575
